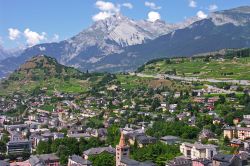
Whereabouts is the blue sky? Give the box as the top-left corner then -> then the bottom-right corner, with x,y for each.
0,0 -> 249,49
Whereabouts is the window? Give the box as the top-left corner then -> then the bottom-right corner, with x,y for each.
210,151 -> 213,157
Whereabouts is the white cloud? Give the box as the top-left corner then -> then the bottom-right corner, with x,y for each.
95,1 -> 119,12
189,0 -> 197,8
122,3 -> 133,9
93,1 -> 120,21
209,4 -> 218,11
8,28 -> 21,40
197,10 -> 207,19
92,12 -> 113,21
23,28 -> 46,46
145,1 -> 161,10
39,46 -> 46,51
147,11 -> 161,22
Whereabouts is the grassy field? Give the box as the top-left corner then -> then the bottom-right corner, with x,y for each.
0,77 -> 91,97
116,74 -> 191,91
116,75 -> 154,89
142,57 -> 250,80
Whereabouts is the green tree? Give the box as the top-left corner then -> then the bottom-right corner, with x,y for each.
106,125 -> 120,146
0,141 -> 6,153
89,152 -> 115,166
36,141 -> 51,154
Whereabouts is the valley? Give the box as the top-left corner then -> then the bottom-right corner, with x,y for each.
1,3 -> 250,166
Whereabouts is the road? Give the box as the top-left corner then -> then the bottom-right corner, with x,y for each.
131,73 -> 250,86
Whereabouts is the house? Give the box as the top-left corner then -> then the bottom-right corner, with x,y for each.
192,158 -> 212,166
212,154 -> 242,166
83,146 -> 115,159
38,154 -> 60,166
198,129 -> 215,141
180,142 -> 218,159
68,155 -> 92,166
241,115 -> 250,127
33,135 -> 49,148
169,104 -> 177,113
233,118 -> 241,125
53,132 -> 64,140
160,136 -> 180,145
166,156 -> 192,166
230,138 -> 243,148
224,126 -> 250,140
7,140 -> 32,154
67,133 -> 91,141
127,133 -> 157,148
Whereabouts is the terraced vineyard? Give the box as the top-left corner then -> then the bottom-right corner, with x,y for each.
141,56 -> 250,80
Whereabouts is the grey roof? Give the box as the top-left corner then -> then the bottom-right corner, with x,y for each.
83,146 -> 115,156
182,142 -> 218,150
38,153 -> 59,161
129,133 -> 157,144
212,154 -> 235,162
7,139 -> 31,145
193,158 -> 212,165
167,157 -> 192,166
68,133 -> 90,138
70,155 -> 92,165
29,155 -> 46,166
120,157 -> 140,165
161,136 -> 179,141
230,138 -> 242,145
224,126 -> 250,132
139,161 -> 156,166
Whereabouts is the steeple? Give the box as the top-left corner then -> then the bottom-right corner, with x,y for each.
116,131 -> 130,166
119,132 -> 126,147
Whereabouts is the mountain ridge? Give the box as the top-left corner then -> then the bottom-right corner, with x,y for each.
1,6 -> 250,77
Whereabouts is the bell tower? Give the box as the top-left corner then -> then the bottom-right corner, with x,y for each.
116,131 -> 130,166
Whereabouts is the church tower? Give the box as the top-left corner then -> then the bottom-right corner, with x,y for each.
116,131 -> 130,166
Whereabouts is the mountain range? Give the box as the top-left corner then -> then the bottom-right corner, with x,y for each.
1,6 -> 250,77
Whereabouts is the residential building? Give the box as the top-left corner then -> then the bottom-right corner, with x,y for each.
7,140 -> 32,154
224,126 -> 250,140
180,142 -> 218,159
83,146 -> 115,159
212,154 -> 242,166
127,133 -> 157,148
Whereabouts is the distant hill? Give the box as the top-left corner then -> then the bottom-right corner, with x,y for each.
0,55 -> 90,96
8,55 -> 86,82
138,48 -> 250,80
